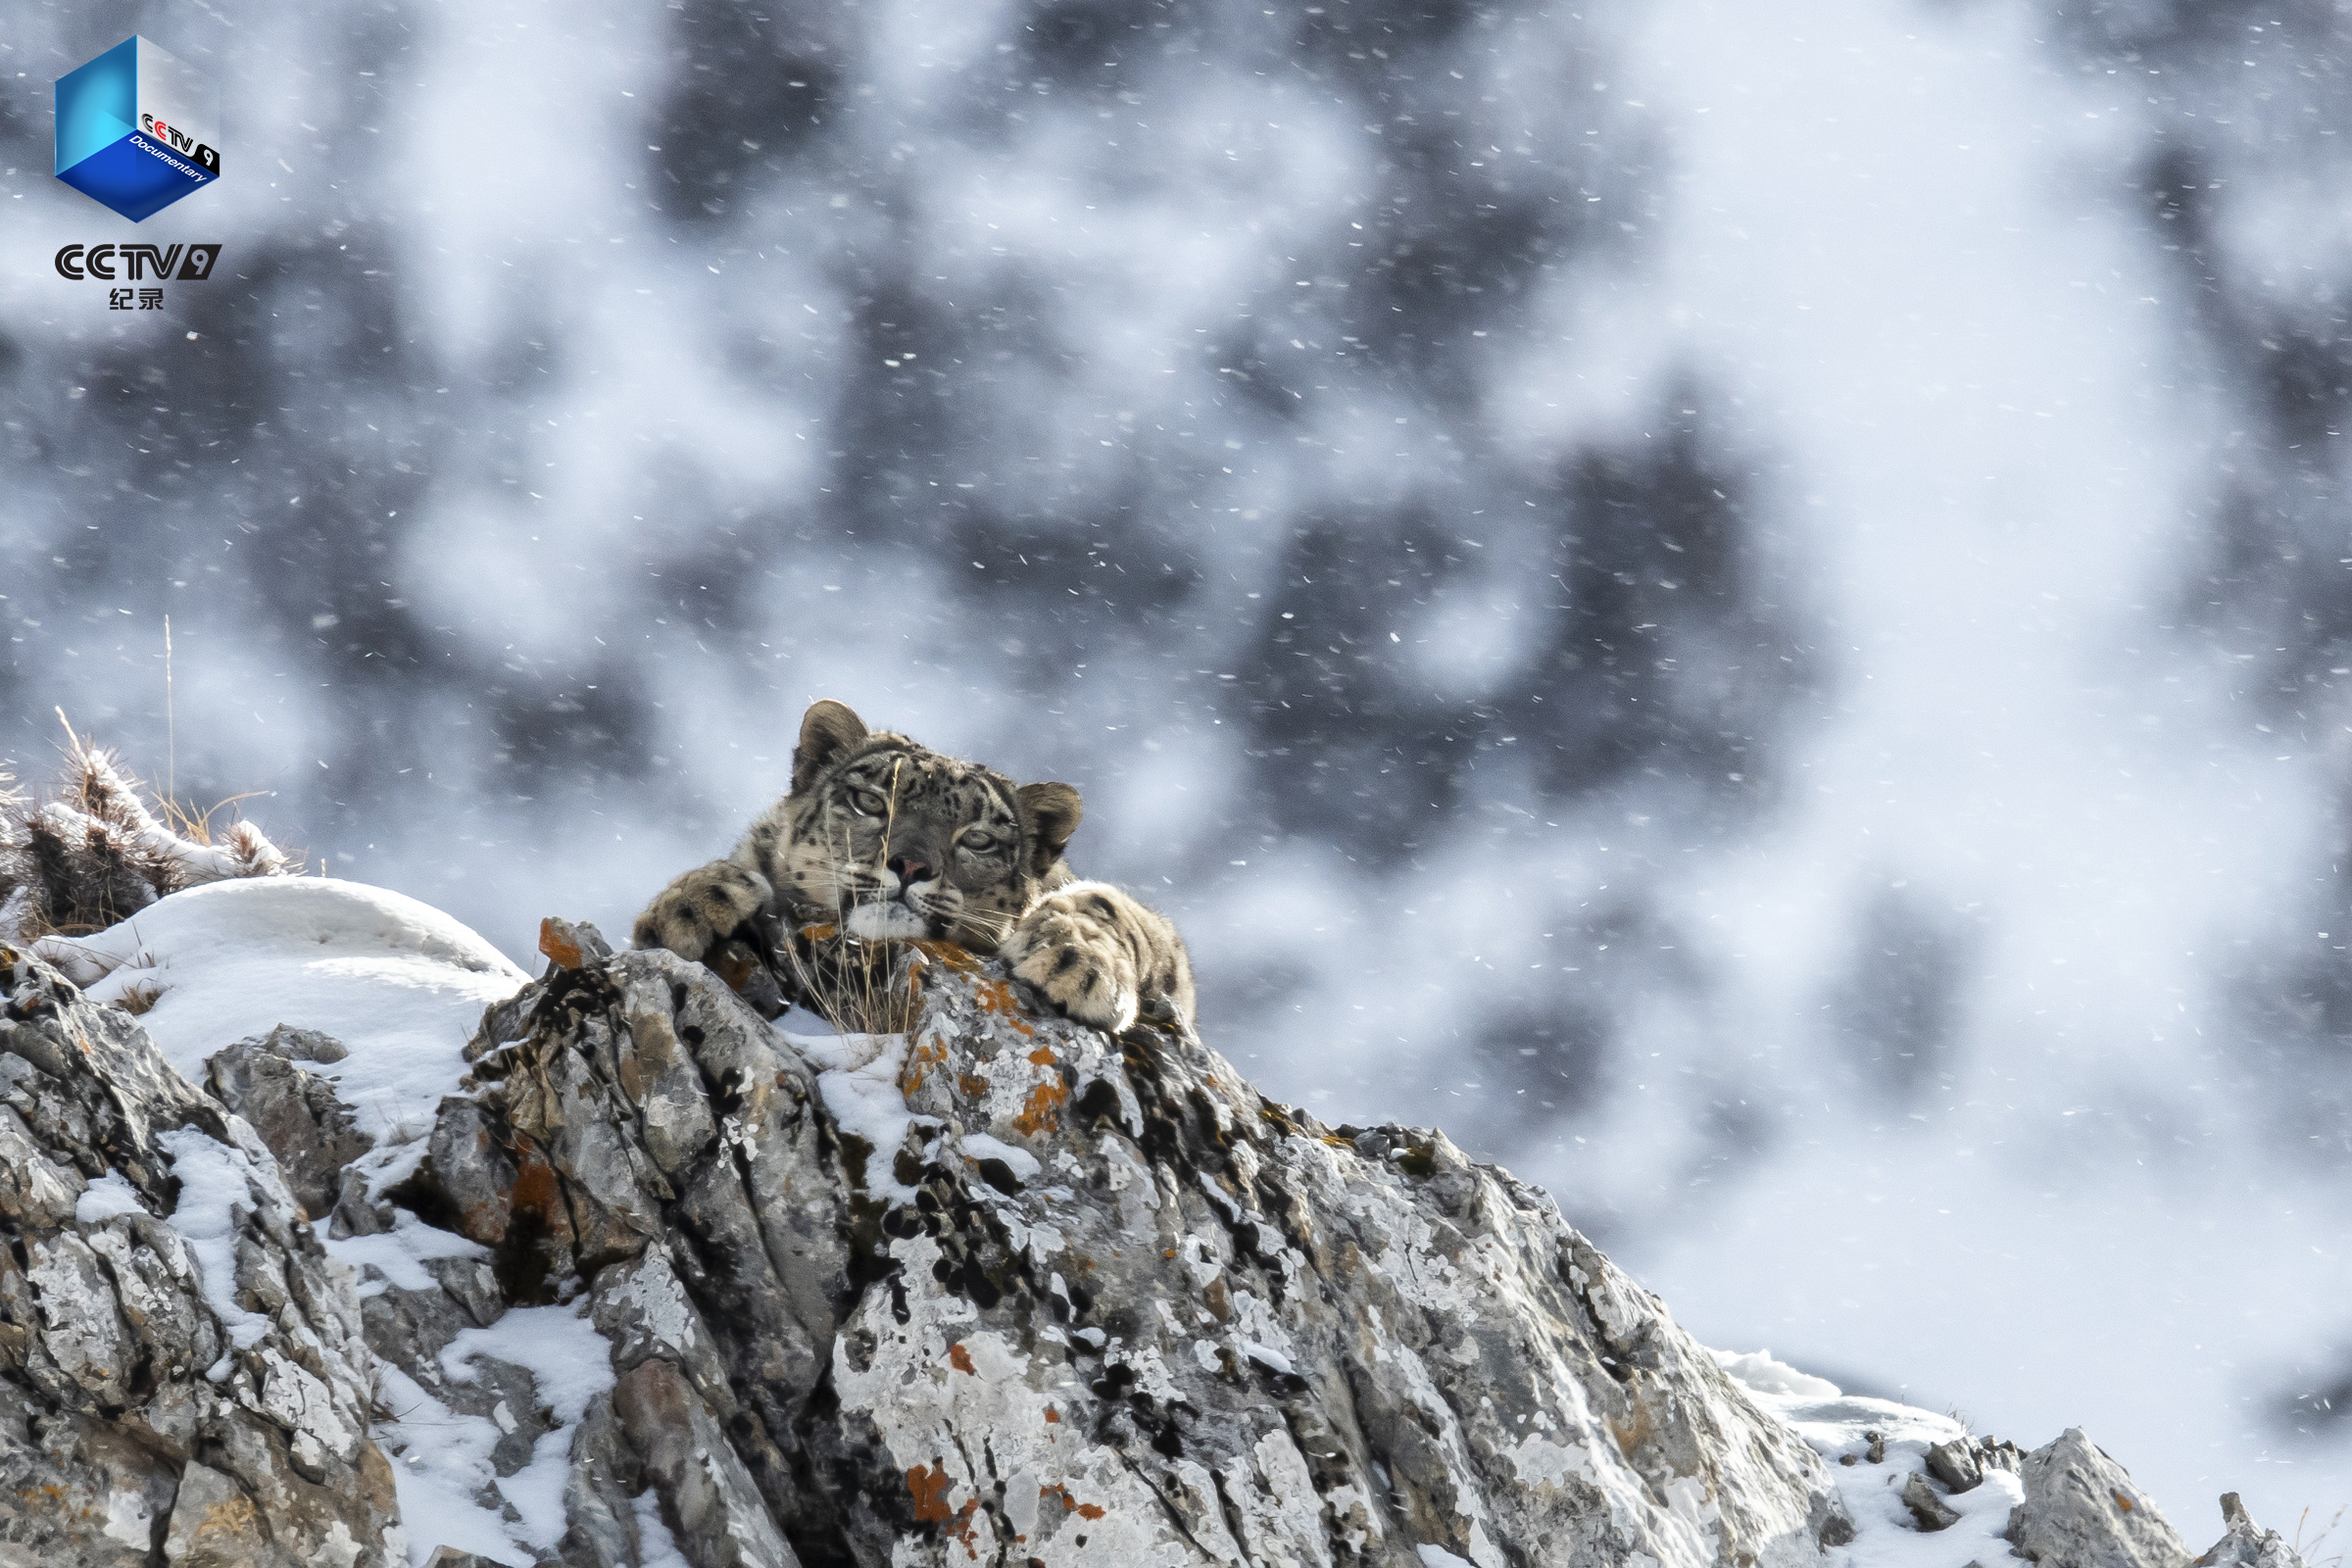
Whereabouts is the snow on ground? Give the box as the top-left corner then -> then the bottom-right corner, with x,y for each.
1642,1142 -> 2352,1538
32,876 -> 528,1145
1719,1349 -> 2033,1568
371,1353 -> 532,1567
355,1300 -> 621,1564
337,1214 -> 594,1567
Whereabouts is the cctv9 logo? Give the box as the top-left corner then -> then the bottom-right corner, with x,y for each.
54,243 -> 221,281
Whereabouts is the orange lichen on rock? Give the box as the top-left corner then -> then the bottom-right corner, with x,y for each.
911,939 -> 983,973
1040,1485 -> 1107,1522
902,1036 -> 950,1095
1609,1399 -> 1655,1460
948,1342 -> 975,1375
538,918 -> 582,970
502,1144 -> 575,1260
967,976 -> 1037,1035
906,1466 -> 983,1556
710,944 -> 760,997
956,1072 -> 990,1100
1013,1077 -> 1070,1137
907,1464 -> 956,1523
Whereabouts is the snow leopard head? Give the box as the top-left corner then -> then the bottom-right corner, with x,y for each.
755,700 -> 1081,952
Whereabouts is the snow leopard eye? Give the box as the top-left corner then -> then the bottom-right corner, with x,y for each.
957,828 -> 999,853
848,789 -> 888,817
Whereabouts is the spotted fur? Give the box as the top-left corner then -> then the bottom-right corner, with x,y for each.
633,700 -> 1195,1033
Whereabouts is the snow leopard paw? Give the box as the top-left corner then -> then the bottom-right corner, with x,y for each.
1002,880 -> 1194,1036
632,859 -> 772,964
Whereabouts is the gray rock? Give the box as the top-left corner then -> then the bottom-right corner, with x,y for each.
0,948 -> 404,1566
240,1024 -> 349,1065
538,916 -> 613,970
1905,1470 -> 1964,1532
1929,1436 -> 1984,1493
204,1041 -> 371,1220
2194,1496 -> 2309,1568
427,942 -> 1851,1566
612,1358 -> 797,1568
27,911 -> 2289,1568
164,1460 -> 274,1566
0,1386 -> 177,1565
2008,1427 -> 2193,1568
556,1395 -> 648,1568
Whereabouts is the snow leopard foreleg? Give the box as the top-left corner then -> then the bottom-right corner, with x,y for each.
631,858 -> 772,964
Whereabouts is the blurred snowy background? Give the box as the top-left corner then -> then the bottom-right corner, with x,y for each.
4,0 -> 2351,1535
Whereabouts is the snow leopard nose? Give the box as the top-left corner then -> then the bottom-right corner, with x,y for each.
887,855 -> 931,888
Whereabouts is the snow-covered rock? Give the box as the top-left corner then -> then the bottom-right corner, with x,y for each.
32,876 -> 528,1145
1722,1357 -> 2307,1568
2194,1496 -> 2311,1568
0,948 -> 402,1566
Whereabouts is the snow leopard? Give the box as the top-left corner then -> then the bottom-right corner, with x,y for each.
633,700 -> 1195,1035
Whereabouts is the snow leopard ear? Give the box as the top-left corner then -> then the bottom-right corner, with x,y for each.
1016,782 -> 1082,875
792,700 -> 869,795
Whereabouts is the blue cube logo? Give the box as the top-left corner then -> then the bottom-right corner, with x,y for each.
55,37 -> 220,222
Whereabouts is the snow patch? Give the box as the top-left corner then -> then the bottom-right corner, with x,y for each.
156,1126 -> 275,1350
631,1489 -> 693,1568
377,1359 -> 524,1568
1719,1348 -> 2026,1568
74,1172 -> 147,1226
1714,1347 -> 1841,1400
34,877 -> 526,1145
322,1210 -> 492,1294
787,1027 -> 934,1200
1242,1339 -> 1296,1376
958,1131 -> 1041,1181
438,1302 -> 617,1549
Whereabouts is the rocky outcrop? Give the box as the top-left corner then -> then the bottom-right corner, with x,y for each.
2194,1496 -> 2310,1568
205,1031 -> 368,1220
2007,1428 -> 2192,1568
0,902 -> 2309,1568
0,949 -> 400,1566
388,938 -> 1851,1566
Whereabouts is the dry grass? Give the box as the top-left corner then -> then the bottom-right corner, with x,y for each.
2297,1504 -> 2348,1568
0,712 -> 295,946
781,927 -> 926,1037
